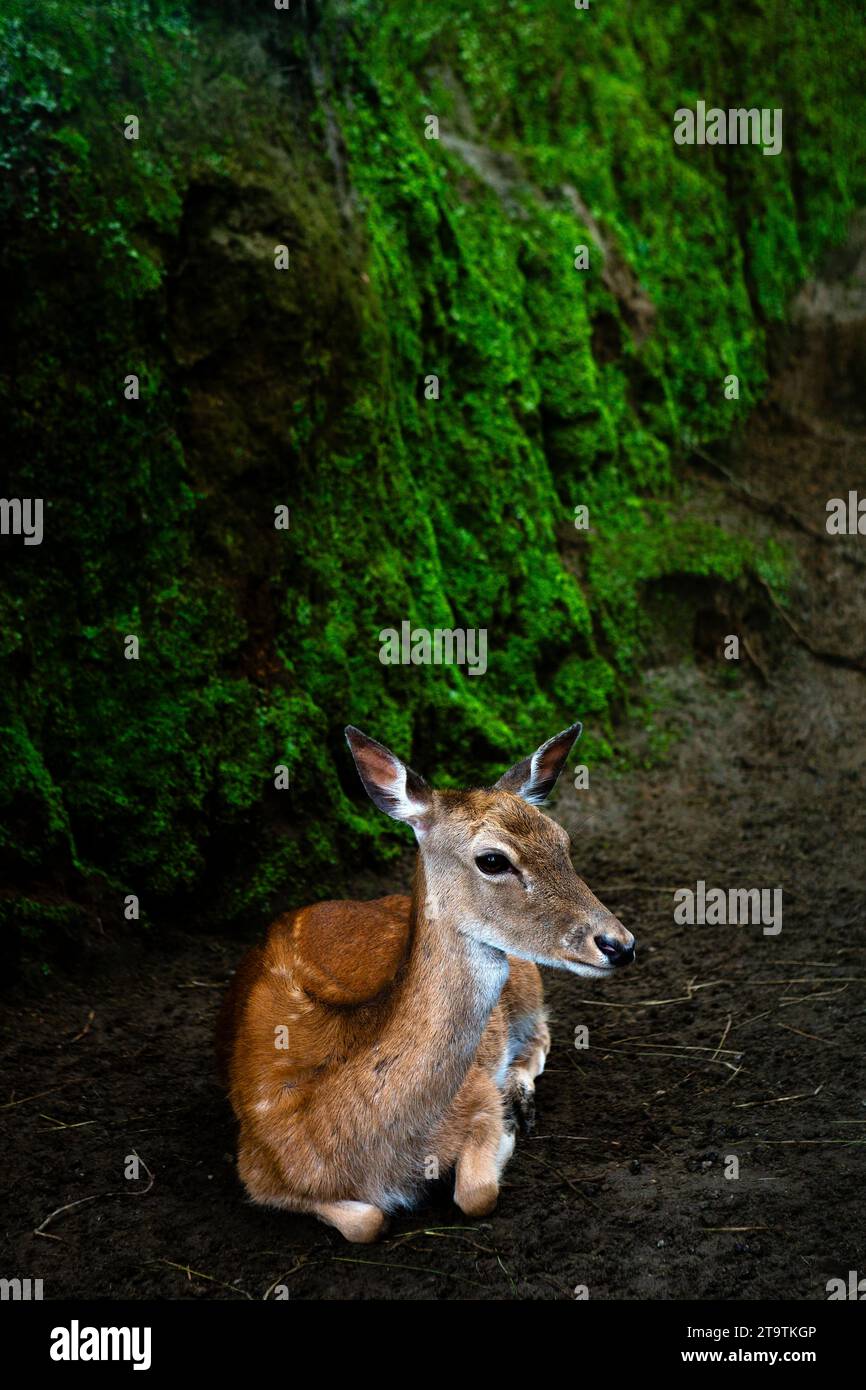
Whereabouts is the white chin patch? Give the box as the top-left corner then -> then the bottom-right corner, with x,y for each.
563,960 -> 612,979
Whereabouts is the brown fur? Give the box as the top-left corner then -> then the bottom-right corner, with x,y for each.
217,728 -> 633,1242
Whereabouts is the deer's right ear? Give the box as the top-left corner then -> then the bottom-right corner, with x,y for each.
494,721 -> 583,805
345,727 -> 432,838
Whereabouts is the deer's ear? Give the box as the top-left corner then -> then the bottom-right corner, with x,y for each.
345,727 -> 432,837
494,722 -> 583,805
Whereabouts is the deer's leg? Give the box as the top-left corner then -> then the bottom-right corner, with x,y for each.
237,1126 -> 388,1243
503,1014 -> 550,1135
501,960 -> 550,1135
312,1200 -> 388,1243
452,1071 -> 512,1218
253,1191 -> 387,1243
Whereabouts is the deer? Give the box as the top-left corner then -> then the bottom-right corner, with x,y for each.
216,721 -> 635,1243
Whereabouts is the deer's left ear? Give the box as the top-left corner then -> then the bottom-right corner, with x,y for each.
345,726 -> 433,838
494,722 -> 583,805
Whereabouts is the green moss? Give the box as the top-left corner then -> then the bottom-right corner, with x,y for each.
0,0 -> 862,943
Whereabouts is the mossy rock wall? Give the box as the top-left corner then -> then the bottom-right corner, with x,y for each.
1,0 -> 863,949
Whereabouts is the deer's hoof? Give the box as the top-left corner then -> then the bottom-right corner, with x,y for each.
506,1076 -> 536,1136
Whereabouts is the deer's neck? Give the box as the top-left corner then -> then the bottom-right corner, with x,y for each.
370,858 -> 509,1125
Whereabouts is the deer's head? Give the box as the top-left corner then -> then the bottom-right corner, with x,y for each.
345,723 -> 635,978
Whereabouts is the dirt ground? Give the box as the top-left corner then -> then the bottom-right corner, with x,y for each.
2,241 -> 865,1301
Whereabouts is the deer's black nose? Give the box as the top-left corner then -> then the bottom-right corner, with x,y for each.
595,933 -> 635,967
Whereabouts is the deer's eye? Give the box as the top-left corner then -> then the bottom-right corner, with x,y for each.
475,852 -> 513,876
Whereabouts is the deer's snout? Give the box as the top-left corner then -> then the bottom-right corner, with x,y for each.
594,931 -> 635,967
558,875 -> 636,974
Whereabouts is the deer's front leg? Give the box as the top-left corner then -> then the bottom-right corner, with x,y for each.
504,1013 -> 551,1135
450,1071 -> 513,1217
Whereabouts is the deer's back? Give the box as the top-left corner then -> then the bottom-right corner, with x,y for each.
288,893 -> 413,1005
217,892 -> 542,1100
216,895 -> 413,1088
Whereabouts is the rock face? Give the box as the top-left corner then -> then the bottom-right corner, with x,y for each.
781,212 -> 866,421
1,0 -> 864,962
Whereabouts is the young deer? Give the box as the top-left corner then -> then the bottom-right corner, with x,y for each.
217,722 -> 635,1242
